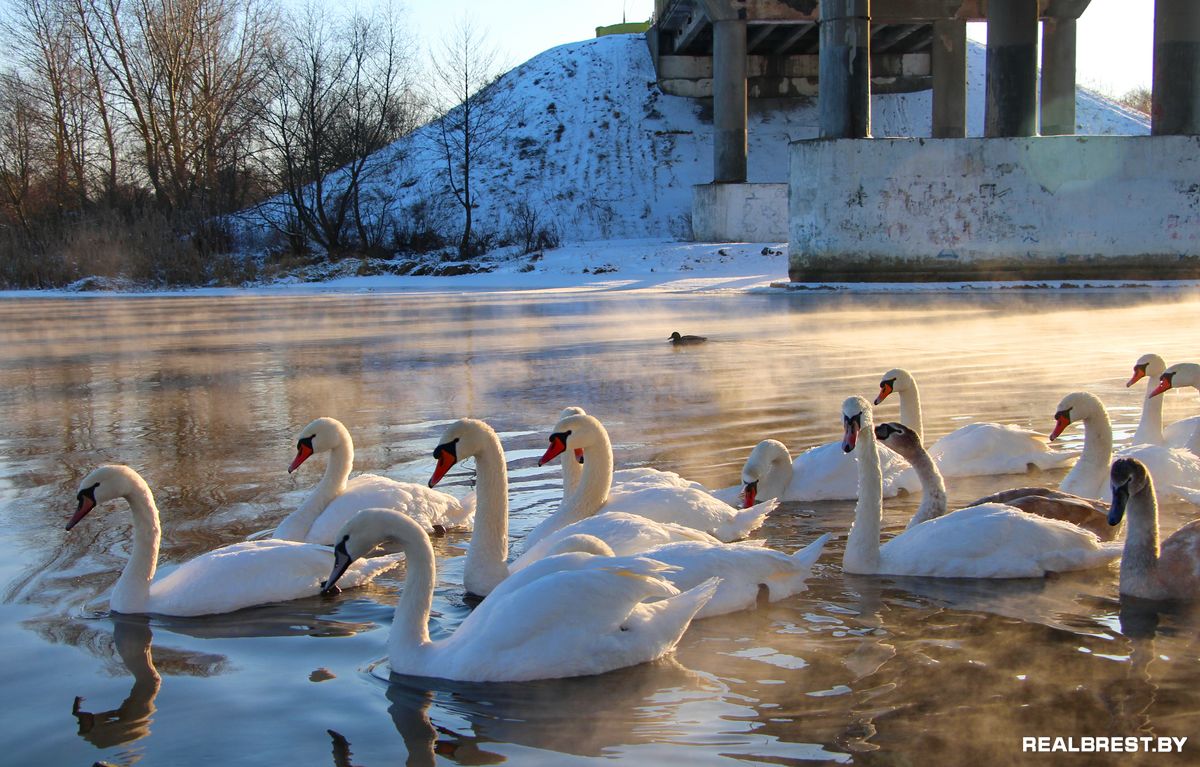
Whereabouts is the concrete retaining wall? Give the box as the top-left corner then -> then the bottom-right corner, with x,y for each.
788,135 -> 1200,281
693,182 -> 788,242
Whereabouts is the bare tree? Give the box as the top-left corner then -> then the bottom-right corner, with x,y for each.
254,1 -> 421,254
428,18 -> 512,258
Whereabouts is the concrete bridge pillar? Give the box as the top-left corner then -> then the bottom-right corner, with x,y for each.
985,0 -> 1038,137
1040,18 -> 1077,136
713,17 -> 748,182
932,18 -> 967,138
819,0 -> 872,139
1152,0 -> 1200,135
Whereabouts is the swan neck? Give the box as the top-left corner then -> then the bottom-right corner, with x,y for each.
898,384 -> 924,441
1121,485 -> 1162,589
526,430 -> 613,549
763,455 -> 794,501
845,428 -> 883,573
275,441 -> 352,540
906,445 -> 947,527
561,453 -> 582,497
463,432 -> 510,596
111,483 -> 160,613
392,528 -> 435,653
1062,406 -> 1113,497
1132,377 -> 1166,445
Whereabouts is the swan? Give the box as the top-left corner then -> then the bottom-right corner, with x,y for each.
426,418 -> 727,597
520,532 -> 829,620
1107,458 -> 1200,601
724,437 -> 917,504
1148,362 -> 1200,450
1050,391 -> 1200,502
874,368 -> 1074,477
67,465 -> 403,616
1126,354 -> 1200,446
874,421 -> 1118,540
526,413 -> 776,548
322,508 -> 719,682
841,397 -> 1121,578
276,417 -> 474,544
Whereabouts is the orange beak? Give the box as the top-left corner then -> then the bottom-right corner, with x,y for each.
874,381 -> 893,406
429,442 -> 458,488
742,481 -> 758,509
1126,366 -> 1147,387
66,492 -> 96,531
289,441 -> 314,473
1149,377 -> 1173,398
1049,413 -> 1071,441
538,433 -> 569,466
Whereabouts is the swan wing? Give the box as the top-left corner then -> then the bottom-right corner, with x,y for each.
788,442 -> 914,501
306,474 -> 470,544
930,423 -> 1075,477
512,512 -> 722,571
604,485 -> 773,541
144,540 -> 402,616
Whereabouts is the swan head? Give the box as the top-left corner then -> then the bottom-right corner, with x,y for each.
1150,362 -> 1200,399
558,407 -> 587,464
67,465 -> 144,530
841,396 -> 873,453
537,413 -> 606,466
289,417 -> 349,473
1049,391 -> 1103,441
323,508 -> 421,594
428,418 -> 495,487
875,368 -> 914,405
1128,354 -> 1166,388
1108,458 -> 1152,527
872,422 -> 922,462
740,439 -> 791,507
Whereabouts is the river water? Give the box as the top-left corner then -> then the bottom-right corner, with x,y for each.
1,288 -> 1198,766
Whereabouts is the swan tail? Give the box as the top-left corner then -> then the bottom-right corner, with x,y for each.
764,532 -> 830,598
790,533 -> 831,570
634,576 -> 720,649
338,551 -> 405,587
714,499 -> 778,542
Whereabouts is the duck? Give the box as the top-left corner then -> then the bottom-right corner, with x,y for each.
874,421 -> 1118,540
1050,391 -> 1200,502
276,417 -> 473,544
874,368 -> 1074,477
1126,354 -> 1200,447
67,465 -> 403,616
321,508 -> 719,682
668,332 -> 706,345
525,413 -> 775,548
840,397 -> 1121,578
1107,457 -> 1200,601
1147,362 -> 1200,449
520,531 -> 829,620
426,418 -> 721,597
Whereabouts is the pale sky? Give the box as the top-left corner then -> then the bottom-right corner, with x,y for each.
402,0 -> 1153,99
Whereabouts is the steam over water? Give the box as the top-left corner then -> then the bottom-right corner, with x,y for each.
1,289 -> 1198,765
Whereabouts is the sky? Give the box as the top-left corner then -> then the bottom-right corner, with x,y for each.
402,0 -> 1154,99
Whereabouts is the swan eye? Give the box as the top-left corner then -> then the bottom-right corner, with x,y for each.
1054,408 -> 1072,422
1162,371 -> 1176,383
76,482 -> 99,502
298,435 -> 315,450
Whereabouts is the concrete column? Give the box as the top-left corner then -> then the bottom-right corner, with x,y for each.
819,0 -> 871,139
713,19 -> 748,182
1040,18 -> 1077,135
1152,0 -> 1200,135
985,0 -> 1038,137
932,18 -> 967,138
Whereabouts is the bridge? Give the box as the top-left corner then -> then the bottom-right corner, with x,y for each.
646,1 -> 1200,281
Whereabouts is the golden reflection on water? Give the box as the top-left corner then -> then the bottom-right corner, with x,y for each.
2,290 -> 1200,765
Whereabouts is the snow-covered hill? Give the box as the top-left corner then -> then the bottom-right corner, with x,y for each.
267,34 -> 1151,249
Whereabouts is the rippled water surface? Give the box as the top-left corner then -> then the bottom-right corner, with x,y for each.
2,288 -> 1199,766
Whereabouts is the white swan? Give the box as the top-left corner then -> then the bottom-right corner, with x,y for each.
724,437 -> 917,504
322,508 -> 718,682
1107,457 -> 1200,601
67,465 -> 403,617
1050,391 -> 1200,502
276,417 -> 474,544
1126,354 -> 1200,447
874,421 -> 1118,540
874,368 -> 1074,477
526,413 -> 775,547
841,397 -> 1120,578
1147,362 -> 1200,450
426,418 -> 725,597
522,532 -> 829,620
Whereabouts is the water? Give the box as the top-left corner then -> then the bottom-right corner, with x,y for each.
2,289 -> 1199,766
